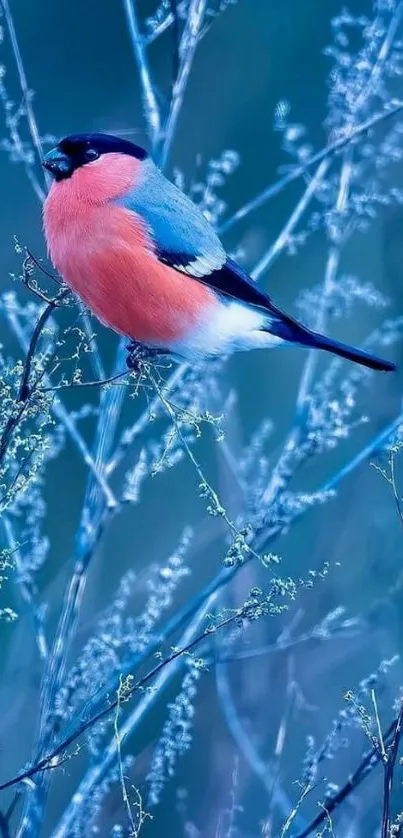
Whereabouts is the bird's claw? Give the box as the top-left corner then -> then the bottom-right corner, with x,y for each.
126,341 -> 167,371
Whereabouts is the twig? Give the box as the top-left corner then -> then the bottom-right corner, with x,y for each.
294,147 -> 353,418
52,594 -> 218,838
168,0 -> 181,84
36,400 -> 403,814
0,296 -> 59,467
371,689 -> 387,762
24,250 -> 61,286
79,313 -> 106,382
106,362 -> 187,475
121,0 -> 161,148
5,303 -> 117,507
17,287 -> 69,402
212,620 -> 362,663
322,409 -> 403,493
0,395 -> 29,470
381,701 -> 403,838
160,0 -> 208,168
280,783 -> 315,838
294,716 -> 399,838
0,591 -> 264,796
114,678 -> 149,837
389,452 -> 403,530
40,369 -> 129,392
251,157 -> 332,281
2,517 -> 48,661
145,10 -> 175,45
17,342 -> 127,835
219,101 -> 403,234
0,0 -> 48,196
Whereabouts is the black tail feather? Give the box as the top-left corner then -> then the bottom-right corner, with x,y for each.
306,330 -> 396,372
266,315 -> 396,372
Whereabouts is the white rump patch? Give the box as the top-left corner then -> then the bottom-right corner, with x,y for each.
170,300 -> 285,361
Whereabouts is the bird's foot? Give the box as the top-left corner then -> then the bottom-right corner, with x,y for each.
126,341 -> 169,372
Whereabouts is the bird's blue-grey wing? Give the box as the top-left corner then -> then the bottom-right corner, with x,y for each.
116,160 -> 278,314
117,160 -> 226,277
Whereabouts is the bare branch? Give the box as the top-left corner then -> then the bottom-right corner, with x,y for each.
219,101 -> 403,235
121,0 -> 161,148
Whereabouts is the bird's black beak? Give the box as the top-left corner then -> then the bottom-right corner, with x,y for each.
43,147 -> 74,180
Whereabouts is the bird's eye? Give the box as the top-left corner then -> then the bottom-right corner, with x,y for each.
84,148 -> 99,163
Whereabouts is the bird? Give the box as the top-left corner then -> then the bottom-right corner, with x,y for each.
42,132 -> 395,373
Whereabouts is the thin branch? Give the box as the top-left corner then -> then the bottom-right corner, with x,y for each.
121,0 -> 161,148
16,342 -> 127,836
2,517 -> 48,661
251,157 -> 332,281
38,400 -> 403,810
31,400 -> 403,838
294,147 -> 353,418
322,408 -> 403,493
40,369 -> 129,392
0,592 -> 264,796
24,250 -> 62,286
160,0 -> 208,168
106,362 -> 187,476
0,0 -> 48,195
371,689 -> 387,762
79,313 -> 106,382
5,303 -> 117,507
0,395 -> 29,470
381,701 -> 403,838
17,287 -> 69,402
0,285 -> 62,465
219,101 -> 403,235
51,591 -> 218,838
168,0 -> 181,84
145,11 -> 175,45
213,618 -> 361,663
294,716 -> 399,838
280,783 -> 315,838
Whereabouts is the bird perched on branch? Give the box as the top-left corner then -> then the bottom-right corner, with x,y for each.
43,132 -> 395,373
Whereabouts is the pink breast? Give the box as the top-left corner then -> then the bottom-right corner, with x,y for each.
44,191 -> 218,345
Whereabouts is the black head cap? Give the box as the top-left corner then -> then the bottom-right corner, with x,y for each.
43,133 -> 148,181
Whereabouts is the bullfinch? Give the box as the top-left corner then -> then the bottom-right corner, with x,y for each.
42,133 -> 395,373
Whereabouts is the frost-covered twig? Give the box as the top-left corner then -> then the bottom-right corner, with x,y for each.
160,0 -> 208,167
220,101 -> 403,234
2,516 -> 48,660
4,299 -> 117,506
121,0 -> 161,147
294,714 -> 399,838
0,585 -> 280,798
381,701 -> 403,838
251,158 -> 332,281
0,0 -> 48,198
17,342 -> 127,837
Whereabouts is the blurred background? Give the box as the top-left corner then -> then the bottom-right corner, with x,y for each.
1,0 -> 403,836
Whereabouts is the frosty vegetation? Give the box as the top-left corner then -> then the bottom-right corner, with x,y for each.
0,0 -> 403,836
